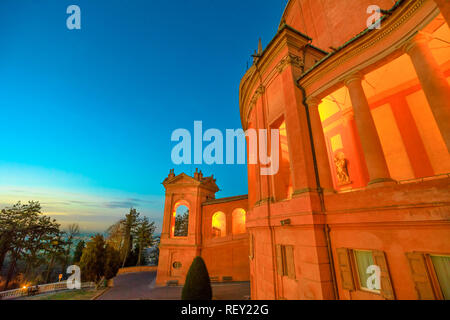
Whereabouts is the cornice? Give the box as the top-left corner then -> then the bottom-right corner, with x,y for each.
202,194 -> 248,206
239,25 -> 313,130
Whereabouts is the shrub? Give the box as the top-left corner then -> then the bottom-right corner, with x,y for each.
181,256 -> 212,300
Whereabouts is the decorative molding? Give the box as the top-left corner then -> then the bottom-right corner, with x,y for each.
292,188 -> 317,197
244,53 -> 305,126
276,53 -> 304,73
240,26 -> 316,130
367,177 -> 397,185
254,196 -> 274,207
202,194 -> 248,206
246,85 -> 266,123
342,71 -> 364,86
401,31 -> 433,54
305,96 -> 322,109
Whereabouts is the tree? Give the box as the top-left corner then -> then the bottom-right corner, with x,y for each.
106,210 -> 158,268
79,234 -> 106,282
134,217 -> 156,266
174,210 -> 189,237
124,245 -> 139,267
62,223 -> 80,271
23,215 -> 61,283
43,233 -> 66,283
148,237 -> 160,266
104,244 -> 121,280
72,240 -> 85,264
0,201 -> 42,274
120,208 -> 140,267
181,256 -> 212,300
0,201 -> 62,289
106,221 -> 124,251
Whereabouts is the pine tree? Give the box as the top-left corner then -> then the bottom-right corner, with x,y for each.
120,208 -> 140,267
135,217 -> 155,266
174,210 -> 189,237
181,256 -> 212,300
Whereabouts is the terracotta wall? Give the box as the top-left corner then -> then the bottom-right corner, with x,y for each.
325,178 -> 450,300
241,0 -> 450,301
249,227 -> 277,300
331,223 -> 450,300
201,198 -> 250,282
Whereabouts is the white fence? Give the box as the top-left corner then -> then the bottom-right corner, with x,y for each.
0,281 -> 95,300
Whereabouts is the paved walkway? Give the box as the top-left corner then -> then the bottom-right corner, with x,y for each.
97,271 -> 250,300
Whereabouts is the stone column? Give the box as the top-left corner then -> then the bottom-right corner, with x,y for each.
341,107 -> 369,186
344,73 -> 394,186
434,0 -> 450,27
306,97 -> 335,192
403,33 -> 450,152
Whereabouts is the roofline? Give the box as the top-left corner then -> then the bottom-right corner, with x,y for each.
239,23 -> 326,129
202,194 -> 248,206
255,24 -> 313,63
279,0 -> 294,29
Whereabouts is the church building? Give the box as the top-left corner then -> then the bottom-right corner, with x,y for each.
157,0 -> 450,300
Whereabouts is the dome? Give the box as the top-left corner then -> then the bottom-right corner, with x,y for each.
280,0 -> 397,50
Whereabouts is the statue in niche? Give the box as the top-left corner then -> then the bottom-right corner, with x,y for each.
334,151 -> 351,185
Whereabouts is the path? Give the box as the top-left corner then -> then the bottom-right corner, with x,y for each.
98,271 -> 250,300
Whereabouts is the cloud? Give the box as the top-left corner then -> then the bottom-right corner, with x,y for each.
0,186 -> 164,232
102,198 -> 154,209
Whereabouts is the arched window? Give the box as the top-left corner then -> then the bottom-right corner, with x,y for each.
212,212 -> 226,238
232,208 -> 246,234
172,202 -> 189,237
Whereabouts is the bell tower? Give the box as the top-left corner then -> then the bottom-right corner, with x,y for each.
156,169 -> 219,286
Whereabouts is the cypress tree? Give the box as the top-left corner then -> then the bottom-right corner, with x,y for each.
181,256 -> 212,300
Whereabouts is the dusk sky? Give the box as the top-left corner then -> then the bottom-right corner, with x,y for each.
0,1 -> 288,232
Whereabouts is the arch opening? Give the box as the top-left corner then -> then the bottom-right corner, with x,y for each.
212,211 -> 226,238
232,208 -> 246,234
171,202 -> 189,237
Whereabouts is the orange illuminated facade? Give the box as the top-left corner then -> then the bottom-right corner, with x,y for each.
157,0 -> 450,300
156,169 -> 249,286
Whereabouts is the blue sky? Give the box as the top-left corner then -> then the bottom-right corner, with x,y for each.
0,0 -> 287,232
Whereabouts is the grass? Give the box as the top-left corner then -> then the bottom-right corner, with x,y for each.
23,288 -> 104,300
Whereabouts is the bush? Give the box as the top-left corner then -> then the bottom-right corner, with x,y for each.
181,256 -> 212,300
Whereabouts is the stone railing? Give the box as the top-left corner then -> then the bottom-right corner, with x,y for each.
0,281 -> 95,300
117,265 -> 158,275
